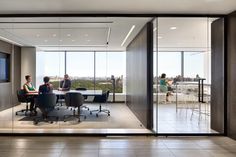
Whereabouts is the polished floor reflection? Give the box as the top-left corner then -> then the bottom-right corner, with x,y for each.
0,103 -> 151,134
0,136 -> 235,157
158,103 -> 216,133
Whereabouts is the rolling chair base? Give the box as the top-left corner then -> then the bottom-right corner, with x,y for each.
64,108 -> 86,122
90,104 -> 110,117
81,105 -> 89,111
15,109 -> 30,116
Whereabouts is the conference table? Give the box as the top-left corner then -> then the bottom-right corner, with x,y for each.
27,90 -> 103,96
53,90 -> 103,96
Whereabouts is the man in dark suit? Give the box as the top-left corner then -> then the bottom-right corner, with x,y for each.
58,74 -> 71,91
57,74 -> 71,104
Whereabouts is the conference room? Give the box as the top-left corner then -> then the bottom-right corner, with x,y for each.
0,17 -> 154,134
0,16 -> 225,135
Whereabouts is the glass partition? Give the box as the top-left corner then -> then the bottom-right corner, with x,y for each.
154,17 -> 222,134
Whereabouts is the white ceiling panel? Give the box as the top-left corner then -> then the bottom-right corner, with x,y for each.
0,0 -> 235,14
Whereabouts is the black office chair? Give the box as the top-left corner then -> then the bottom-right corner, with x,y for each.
15,89 -> 30,116
75,87 -> 89,111
90,91 -> 110,117
33,93 -> 59,125
64,92 -> 86,122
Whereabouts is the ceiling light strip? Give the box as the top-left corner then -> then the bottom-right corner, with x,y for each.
106,27 -> 111,45
121,25 -> 135,46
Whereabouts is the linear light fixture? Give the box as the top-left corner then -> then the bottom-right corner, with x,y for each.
106,27 -> 111,45
121,25 -> 135,47
0,35 -> 23,46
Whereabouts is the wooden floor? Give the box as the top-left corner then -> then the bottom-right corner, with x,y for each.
0,136 -> 235,157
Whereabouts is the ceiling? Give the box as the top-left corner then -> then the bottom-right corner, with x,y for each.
0,17 -> 219,52
157,17 -> 216,52
0,0 -> 235,14
0,17 -> 150,51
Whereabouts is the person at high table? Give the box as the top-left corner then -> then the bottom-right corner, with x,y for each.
159,73 -> 173,102
23,75 -> 38,115
57,74 -> 71,103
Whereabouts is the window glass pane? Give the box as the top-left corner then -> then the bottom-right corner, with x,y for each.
36,51 -> 65,89
66,52 -> 94,90
95,52 -> 126,93
158,52 -> 181,78
184,52 -> 211,83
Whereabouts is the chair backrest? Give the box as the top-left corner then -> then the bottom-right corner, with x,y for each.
93,91 -> 110,103
16,89 -> 27,103
75,87 -> 87,91
65,92 -> 84,107
36,93 -> 57,109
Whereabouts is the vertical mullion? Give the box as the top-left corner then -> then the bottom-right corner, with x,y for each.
181,51 -> 184,79
65,51 -> 67,75
94,51 -> 96,90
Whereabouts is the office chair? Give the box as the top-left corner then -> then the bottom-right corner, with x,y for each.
90,91 -> 110,117
75,87 -> 89,111
33,93 -> 59,125
15,89 -> 30,116
64,92 -> 86,122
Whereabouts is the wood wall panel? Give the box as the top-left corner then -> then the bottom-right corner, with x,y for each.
211,18 -> 225,133
227,11 -> 236,139
126,22 -> 153,129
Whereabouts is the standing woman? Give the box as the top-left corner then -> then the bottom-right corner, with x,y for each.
159,73 -> 172,102
23,75 -> 37,115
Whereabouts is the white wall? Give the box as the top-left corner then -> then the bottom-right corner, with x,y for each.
21,47 -> 36,86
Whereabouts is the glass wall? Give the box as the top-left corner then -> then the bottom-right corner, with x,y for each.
153,17 -> 221,134
36,52 -> 65,89
36,51 -> 126,97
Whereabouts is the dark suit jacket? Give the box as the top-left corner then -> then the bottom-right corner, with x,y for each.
60,79 -> 71,91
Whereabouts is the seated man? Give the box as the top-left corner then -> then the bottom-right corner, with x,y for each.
58,74 -> 71,91
57,74 -> 71,104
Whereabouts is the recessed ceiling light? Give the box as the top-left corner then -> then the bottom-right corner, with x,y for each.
158,36 -> 163,39
170,27 -> 177,30
52,34 -> 57,37
44,39 -> 48,42
67,34 -> 71,37
59,39 -> 63,42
